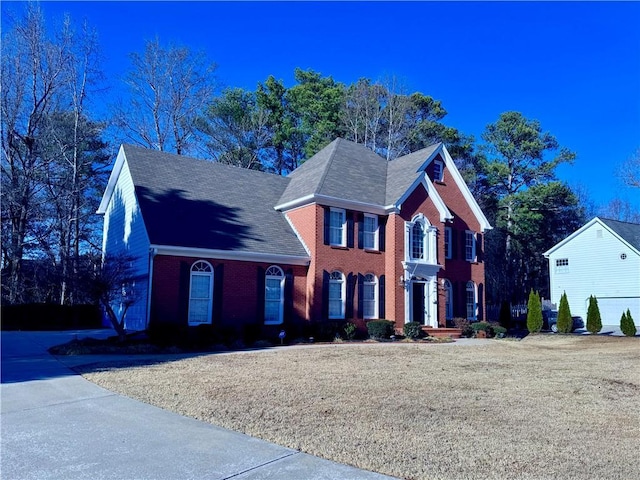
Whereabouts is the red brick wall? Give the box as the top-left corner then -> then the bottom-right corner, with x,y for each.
151,255 -> 308,329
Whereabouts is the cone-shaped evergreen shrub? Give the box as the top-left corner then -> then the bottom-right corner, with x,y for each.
621,309 -> 637,337
586,295 -> 602,334
526,289 -> 543,333
557,292 -> 572,333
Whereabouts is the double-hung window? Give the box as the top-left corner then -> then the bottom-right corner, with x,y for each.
328,271 -> 345,319
555,258 -> 569,274
362,273 -> 377,319
466,281 -> 477,321
444,227 -> 452,260
411,222 -> 426,260
363,214 -> 378,250
329,208 -> 346,246
465,230 -> 476,262
264,266 -> 285,325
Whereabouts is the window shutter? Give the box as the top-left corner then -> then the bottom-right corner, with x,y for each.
379,216 -> 386,252
379,275 -> 386,319
357,273 -> 365,319
346,273 -> 356,318
451,229 -> 458,260
321,270 -> 330,319
347,211 -> 355,248
323,208 -> 330,245
284,270 -> 294,323
213,263 -> 224,323
179,261 -> 190,322
256,266 -> 265,323
461,231 -> 467,260
357,213 -> 364,249
476,233 -> 483,262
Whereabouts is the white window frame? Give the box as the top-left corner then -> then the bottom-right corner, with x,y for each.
444,227 -> 452,260
443,279 -> 453,320
362,273 -> 378,319
555,258 -> 569,274
466,281 -> 477,321
188,260 -> 214,325
328,271 -> 345,319
363,214 -> 379,250
465,230 -> 476,262
433,160 -> 444,182
329,208 -> 346,247
264,265 -> 285,325
410,220 -> 426,261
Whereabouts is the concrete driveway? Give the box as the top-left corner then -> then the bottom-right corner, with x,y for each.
1,330 -> 396,480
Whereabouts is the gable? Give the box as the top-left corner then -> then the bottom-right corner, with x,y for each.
100,145 -> 309,260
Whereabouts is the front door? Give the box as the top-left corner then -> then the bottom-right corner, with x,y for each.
411,282 -> 426,324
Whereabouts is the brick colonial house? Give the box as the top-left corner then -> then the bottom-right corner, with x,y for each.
98,138 -> 491,336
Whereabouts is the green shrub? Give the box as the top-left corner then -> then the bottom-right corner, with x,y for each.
557,292 -> 572,333
343,322 -> 357,340
492,325 -> 507,338
403,321 -> 424,339
367,320 -> 395,340
471,322 -> 490,332
621,309 -> 637,337
526,289 -> 543,333
586,295 -> 602,334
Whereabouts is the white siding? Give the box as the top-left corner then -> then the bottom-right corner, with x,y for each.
101,154 -> 151,331
547,222 -> 640,323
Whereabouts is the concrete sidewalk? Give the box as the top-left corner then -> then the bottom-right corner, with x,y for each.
1,330 -> 397,480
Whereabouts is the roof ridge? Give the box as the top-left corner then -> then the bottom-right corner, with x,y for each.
314,138 -> 341,195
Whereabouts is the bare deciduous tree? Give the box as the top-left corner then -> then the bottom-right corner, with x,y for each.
115,38 -> 217,155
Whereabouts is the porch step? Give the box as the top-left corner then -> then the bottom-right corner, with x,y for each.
422,327 -> 463,339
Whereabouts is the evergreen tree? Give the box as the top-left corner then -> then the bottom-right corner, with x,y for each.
557,292 -> 572,333
586,295 -> 602,334
620,309 -> 637,337
526,289 -> 543,333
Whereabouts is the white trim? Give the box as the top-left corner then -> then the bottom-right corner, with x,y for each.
151,244 -> 310,266
329,207 -> 347,247
264,265 -> 285,325
363,213 -> 379,251
188,260 -> 214,326
328,270 -> 346,319
284,213 -> 311,256
146,247 -> 157,329
97,145 -> 126,214
544,217 -> 640,258
440,145 -> 492,232
276,194 -> 394,215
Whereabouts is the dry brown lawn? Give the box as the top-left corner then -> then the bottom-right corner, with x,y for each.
79,335 -> 640,480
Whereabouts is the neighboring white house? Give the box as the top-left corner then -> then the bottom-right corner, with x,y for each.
543,217 -> 640,324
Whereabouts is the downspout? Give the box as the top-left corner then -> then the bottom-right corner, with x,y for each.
146,248 -> 157,329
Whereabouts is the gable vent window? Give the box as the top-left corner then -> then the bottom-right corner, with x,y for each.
620,253 -> 627,260
433,160 -> 444,182
555,258 -> 569,274
596,229 -> 603,239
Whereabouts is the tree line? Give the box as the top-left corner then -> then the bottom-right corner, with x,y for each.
2,5 -> 638,309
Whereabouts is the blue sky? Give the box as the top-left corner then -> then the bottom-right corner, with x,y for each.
3,1 -> 640,211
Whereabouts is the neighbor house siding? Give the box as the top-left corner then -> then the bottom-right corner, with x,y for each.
101,158 -> 150,331
547,222 -> 640,322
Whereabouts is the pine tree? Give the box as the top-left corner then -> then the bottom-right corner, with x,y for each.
586,295 -> 602,334
621,309 -> 637,337
526,289 -> 543,333
557,292 -> 573,333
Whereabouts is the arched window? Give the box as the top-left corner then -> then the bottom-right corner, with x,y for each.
411,222 -> 425,260
363,273 -> 378,319
188,260 -> 213,325
466,281 -> 477,321
265,266 -> 285,325
443,279 -> 453,320
329,271 -> 345,319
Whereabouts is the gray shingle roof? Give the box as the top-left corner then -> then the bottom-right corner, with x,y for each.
600,217 -> 640,251
278,138 -> 441,208
122,145 -> 308,257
